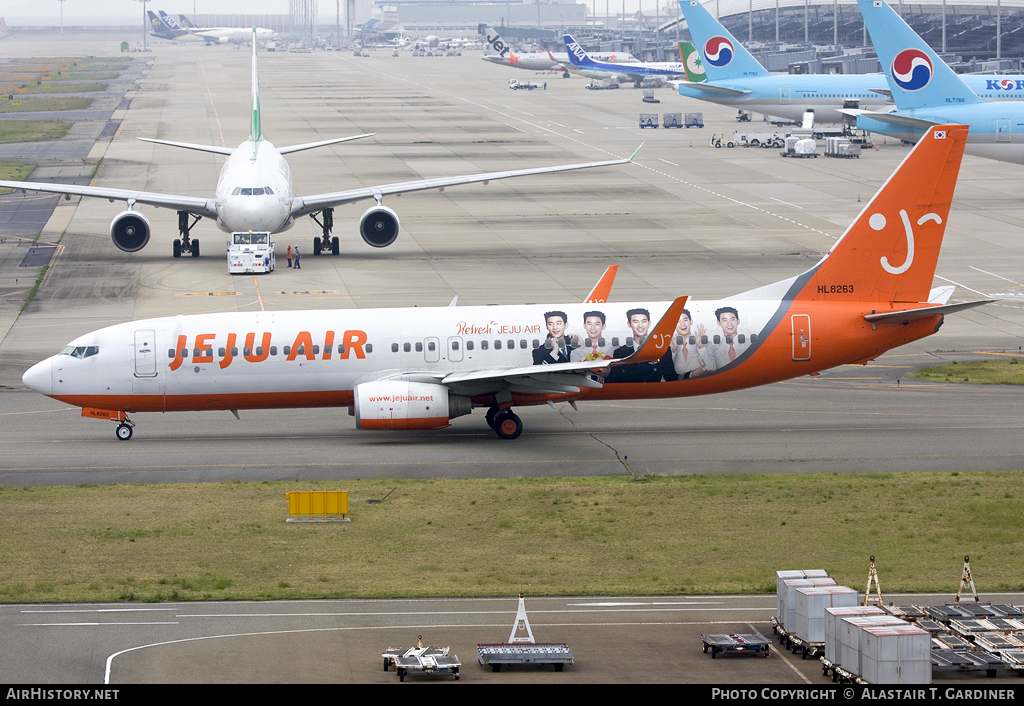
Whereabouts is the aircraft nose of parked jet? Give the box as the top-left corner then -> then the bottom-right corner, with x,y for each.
22,358 -> 52,396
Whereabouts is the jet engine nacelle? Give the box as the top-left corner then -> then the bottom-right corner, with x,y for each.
353,380 -> 471,430
110,210 -> 152,252
358,205 -> 400,248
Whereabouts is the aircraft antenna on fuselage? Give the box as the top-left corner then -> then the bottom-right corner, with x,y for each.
250,28 -> 262,143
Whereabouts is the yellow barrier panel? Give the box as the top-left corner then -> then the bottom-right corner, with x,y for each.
286,490 -> 349,523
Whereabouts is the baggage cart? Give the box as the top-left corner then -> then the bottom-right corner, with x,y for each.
701,633 -> 770,658
477,595 -> 574,672
639,113 -> 658,129
663,112 -> 683,128
383,636 -> 460,681
684,112 -> 704,128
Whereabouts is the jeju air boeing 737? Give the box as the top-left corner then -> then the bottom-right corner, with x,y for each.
22,124 -> 990,441
0,30 -> 626,260
19,123 -> 987,438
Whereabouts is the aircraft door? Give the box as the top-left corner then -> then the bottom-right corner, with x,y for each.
791,315 -> 811,361
134,329 -> 158,377
424,337 -> 440,363
780,88 -> 791,105
448,336 -> 463,362
997,119 -> 1011,142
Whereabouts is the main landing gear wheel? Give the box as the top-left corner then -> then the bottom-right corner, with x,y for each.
115,423 -> 133,441
190,239 -> 200,257
492,409 -> 522,440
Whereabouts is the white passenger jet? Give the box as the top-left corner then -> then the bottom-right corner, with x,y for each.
23,125 -> 991,441
170,12 -> 277,45
0,30 -> 627,260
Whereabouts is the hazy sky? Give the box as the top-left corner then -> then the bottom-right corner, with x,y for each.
0,0 -> 671,25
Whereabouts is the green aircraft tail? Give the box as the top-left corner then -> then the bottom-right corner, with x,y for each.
678,41 -> 707,83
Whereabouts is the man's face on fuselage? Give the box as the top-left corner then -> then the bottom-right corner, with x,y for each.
584,316 -> 606,341
546,316 -> 567,339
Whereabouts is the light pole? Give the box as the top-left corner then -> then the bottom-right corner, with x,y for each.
58,0 -> 65,34
137,0 -> 148,51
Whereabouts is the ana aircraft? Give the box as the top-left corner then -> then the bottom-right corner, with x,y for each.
845,0 -> 1024,165
563,34 -> 686,85
168,12 -> 277,44
147,11 -> 190,40
0,31 -> 626,260
23,124 -> 990,441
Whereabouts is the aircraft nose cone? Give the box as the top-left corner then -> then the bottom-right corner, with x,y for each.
22,359 -> 52,396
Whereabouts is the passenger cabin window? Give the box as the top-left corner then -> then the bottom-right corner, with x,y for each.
481,340 -> 489,350
365,344 -> 373,353
403,343 -> 411,352
392,343 -> 399,353
415,342 -> 423,352
466,341 -> 474,351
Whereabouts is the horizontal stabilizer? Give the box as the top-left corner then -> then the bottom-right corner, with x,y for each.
864,300 -> 994,324
137,137 -> 234,155
278,133 -> 376,155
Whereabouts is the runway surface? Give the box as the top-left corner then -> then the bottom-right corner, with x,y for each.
0,32 -> 1021,479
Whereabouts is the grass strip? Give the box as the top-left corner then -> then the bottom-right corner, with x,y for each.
913,358 -> 1024,385
0,160 -> 36,192
0,97 -> 92,114
0,471 -> 1020,603
0,120 -> 71,143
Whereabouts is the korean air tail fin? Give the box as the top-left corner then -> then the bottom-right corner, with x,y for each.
679,0 -> 770,80
792,125 -> 967,304
678,41 -> 707,82
857,0 -> 982,110
250,28 -> 262,143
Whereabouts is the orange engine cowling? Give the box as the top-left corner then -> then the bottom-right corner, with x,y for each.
353,380 -> 471,430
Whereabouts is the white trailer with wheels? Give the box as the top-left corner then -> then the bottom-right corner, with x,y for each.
383,637 -> 461,681
477,595 -> 574,672
227,231 -> 275,273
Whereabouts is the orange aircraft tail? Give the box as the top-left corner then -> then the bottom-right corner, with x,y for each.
793,124 -> 966,304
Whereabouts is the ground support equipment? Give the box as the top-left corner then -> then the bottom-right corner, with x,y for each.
701,633 -> 770,659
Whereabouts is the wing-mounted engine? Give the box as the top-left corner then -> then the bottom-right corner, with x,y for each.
359,205 -> 400,248
110,210 -> 152,252
353,380 -> 471,430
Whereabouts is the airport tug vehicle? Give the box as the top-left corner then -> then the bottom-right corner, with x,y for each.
227,231 -> 275,273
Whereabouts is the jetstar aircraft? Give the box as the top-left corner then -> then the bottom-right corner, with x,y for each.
844,0 -> 1024,165
0,31 -> 626,260
482,26 -> 637,78
23,125 -> 991,441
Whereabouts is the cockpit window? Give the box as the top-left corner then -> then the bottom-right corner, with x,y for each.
252,187 -> 265,196
240,188 -> 253,196
60,345 -> 98,359
231,187 -> 241,196
264,186 -> 274,195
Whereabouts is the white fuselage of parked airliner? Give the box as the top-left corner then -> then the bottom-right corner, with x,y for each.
214,140 -> 294,234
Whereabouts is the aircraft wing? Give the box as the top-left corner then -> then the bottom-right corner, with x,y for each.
0,180 -> 218,218
672,81 -> 751,96
290,156 -> 630,218
838,109 -> 938,131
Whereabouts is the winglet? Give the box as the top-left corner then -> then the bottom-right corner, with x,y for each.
584,265 -> 618,303
629,143 -> 644,161
621,296 -> 688,364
